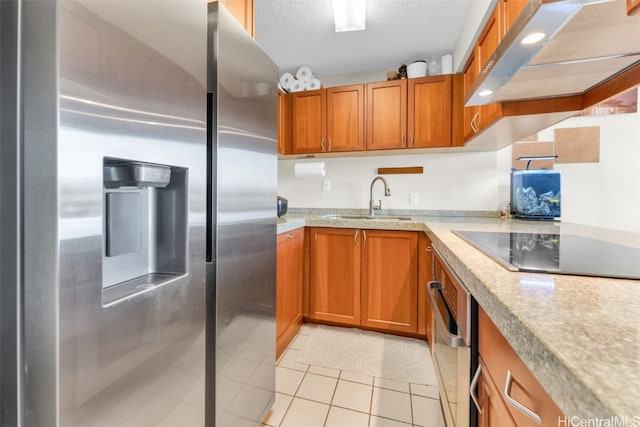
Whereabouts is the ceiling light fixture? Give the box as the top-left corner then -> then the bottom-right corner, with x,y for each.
521,32 -> 546,45
332,0 -> 366,32
478,89 -> 493,97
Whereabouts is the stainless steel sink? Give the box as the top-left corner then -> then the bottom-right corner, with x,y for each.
323,214 -> 412,221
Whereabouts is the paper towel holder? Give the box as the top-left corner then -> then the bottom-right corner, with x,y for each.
294,161 -> 327,178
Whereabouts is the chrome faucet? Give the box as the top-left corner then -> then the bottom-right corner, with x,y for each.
369,176 -> 391,216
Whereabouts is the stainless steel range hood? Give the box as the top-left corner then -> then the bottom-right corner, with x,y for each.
467,0 -> 640,106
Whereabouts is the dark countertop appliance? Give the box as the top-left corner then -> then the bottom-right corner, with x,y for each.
454,230 -> 640,280
277,195 -> 288,217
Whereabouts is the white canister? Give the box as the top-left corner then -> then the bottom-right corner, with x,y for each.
407,61 -> 427,78
441,54 -> 453,74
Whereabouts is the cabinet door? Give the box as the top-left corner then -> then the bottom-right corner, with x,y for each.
477,8 -> 501,74
292,89 -> 326,154
309,228 -> 361,325
477,360 -> 518,427
366,80 -> 407,150
215,0 -> 254,37
278,91 -> 292,155
417,233 -> 433,338
463,52 -> 480,141
276,229 -> 304,359
326,85 -> 365,152
361,230 -> 418,333
501,0 -> 527,35
408,75 -> 452,148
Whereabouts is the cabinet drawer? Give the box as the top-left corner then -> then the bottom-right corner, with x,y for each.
479,308 -> 563,427
476,358 -> 517,427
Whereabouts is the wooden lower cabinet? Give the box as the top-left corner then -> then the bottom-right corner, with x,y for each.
417,233 -> 433,338
477,359 -> 518,427
361,230 -> 418,333
479,308 -> 564,426
309,227 -> 420,335
309,228 -> 361,325
276,228 -> 304,359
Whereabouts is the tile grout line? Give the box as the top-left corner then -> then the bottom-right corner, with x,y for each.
409,385 -> 415,426
322,373 -> 340,427
368,377 -> 375,427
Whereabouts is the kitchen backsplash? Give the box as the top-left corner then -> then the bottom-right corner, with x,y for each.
278,150 -> 508,212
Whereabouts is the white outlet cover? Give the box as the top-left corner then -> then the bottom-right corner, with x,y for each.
322,178 -> 331,192
409,193 -> 418,206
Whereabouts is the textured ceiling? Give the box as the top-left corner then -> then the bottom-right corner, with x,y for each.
255,0 -> 471,78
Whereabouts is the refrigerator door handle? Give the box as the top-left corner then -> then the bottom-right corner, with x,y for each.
206,91 -> 216,264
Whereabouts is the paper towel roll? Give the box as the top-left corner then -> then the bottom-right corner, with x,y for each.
295,65 -> 313,81
279,72 -> 294,90
305,79 -> 322,90
289,79 -> 306,93
441,54 -> 453,74
294,162 -> 326,177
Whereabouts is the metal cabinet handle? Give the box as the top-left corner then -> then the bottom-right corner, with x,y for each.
471,112 -> 480,133
426,246 -> 432,252
401,133 -> 406,147
328,137 -> 332,151
354,229 -> 359,245
470,364 -> 483,413
503,370 -> 543,424
320,137 -> 326,152
362,230 -> 367,247
409,132 -> 414,147
286,233 -> 295,238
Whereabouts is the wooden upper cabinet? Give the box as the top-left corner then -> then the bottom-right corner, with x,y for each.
463,52 -> 480,141
276,229 -> 304,359
366,80 -> 407,150
361,230 -> 418,333
292,89 -> 326,154
501,0 -> 527,35
477,8 -> 502,74
408,75 -> 452,148
629,0 -> 640,15
278,91 -> 292,155
326,85 -> 365,152
214,0 -> 254,37
309,228 -> 361,325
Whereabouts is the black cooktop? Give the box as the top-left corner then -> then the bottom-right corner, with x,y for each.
453,230 -> 640,280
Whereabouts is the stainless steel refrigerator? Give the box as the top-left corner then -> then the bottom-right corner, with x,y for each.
206,3 -> 278,427
0,0 -> 277,425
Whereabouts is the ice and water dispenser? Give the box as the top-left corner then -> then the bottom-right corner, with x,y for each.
102,157 -> 187,305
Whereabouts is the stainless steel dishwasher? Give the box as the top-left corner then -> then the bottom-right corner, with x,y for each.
427,245 -> 478,427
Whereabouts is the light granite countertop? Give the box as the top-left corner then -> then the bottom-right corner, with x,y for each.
277,209 -> 640,419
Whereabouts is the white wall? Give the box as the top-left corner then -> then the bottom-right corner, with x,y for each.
278,151 -> 501,212
497,90 -> 640,233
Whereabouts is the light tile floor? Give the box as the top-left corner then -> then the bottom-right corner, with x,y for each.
265,324 -> 445,427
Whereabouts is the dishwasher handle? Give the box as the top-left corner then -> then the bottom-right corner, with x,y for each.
426,281 -> 466,348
